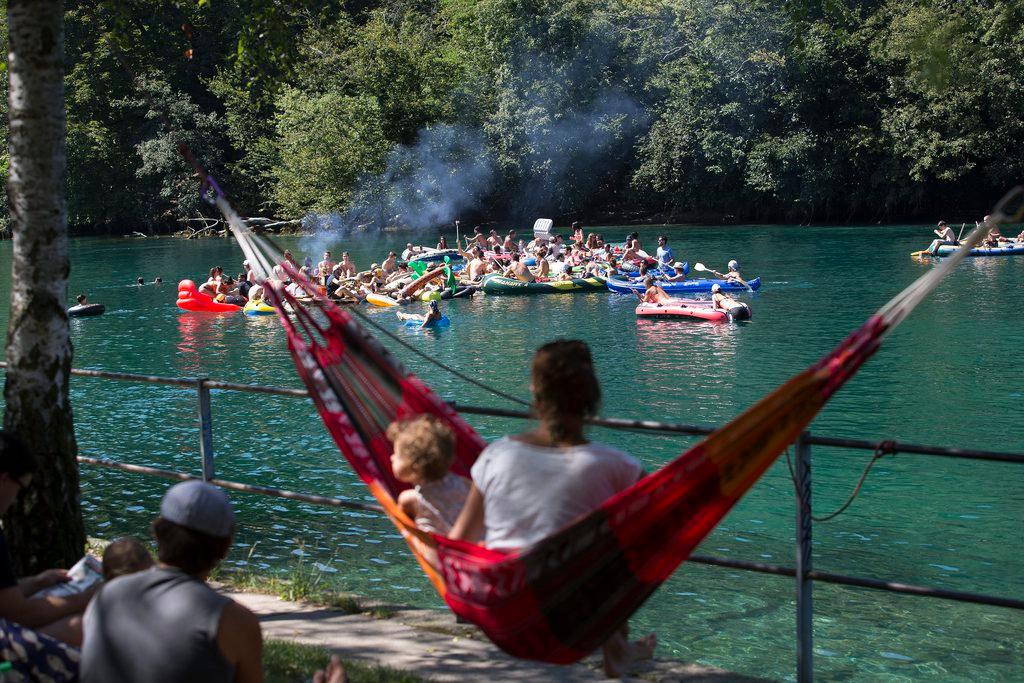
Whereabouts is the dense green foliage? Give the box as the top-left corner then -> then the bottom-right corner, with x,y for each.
12,0 -> 1024,230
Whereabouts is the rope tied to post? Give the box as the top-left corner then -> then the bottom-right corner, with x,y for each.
787,439 -> 898,522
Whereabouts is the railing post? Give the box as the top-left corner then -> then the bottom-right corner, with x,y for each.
795,432 -> 813,682
196,378 -> 215,481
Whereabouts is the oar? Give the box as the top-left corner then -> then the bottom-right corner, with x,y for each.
956,223 -> 966,242
694,263 -> 753,292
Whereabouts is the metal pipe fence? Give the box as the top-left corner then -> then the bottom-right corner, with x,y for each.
4,362 -> 1021,681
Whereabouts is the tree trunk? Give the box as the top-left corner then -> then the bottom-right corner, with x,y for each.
3,0 -> 84,574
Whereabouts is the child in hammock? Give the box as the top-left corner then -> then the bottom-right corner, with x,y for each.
387,415 -> 469,535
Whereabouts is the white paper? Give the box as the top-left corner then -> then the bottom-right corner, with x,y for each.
32,555 -> 103,598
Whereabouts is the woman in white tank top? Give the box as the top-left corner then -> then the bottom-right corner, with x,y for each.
449,340 -> 656,676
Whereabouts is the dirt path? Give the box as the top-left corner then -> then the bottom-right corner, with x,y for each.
227,590 -> 769,682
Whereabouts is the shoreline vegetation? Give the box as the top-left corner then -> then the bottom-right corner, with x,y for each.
0,212 -> 976,242
1,2 -> 1021,238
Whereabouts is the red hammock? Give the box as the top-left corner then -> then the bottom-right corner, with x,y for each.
222,189 -> 1007,664
262,270 -> 894,663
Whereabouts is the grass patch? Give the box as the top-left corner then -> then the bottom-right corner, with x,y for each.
216,567 -> 363,613
85,537 -> 111,556
264,639 -> 422,683
213,544 -> 369,614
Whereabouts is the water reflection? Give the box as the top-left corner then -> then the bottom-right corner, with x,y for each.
634,317 -> 740,406
176,313 -> 232,376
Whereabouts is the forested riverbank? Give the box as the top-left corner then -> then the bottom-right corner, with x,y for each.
2,0 -> 1022,235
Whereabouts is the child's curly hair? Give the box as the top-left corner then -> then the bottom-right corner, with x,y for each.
386,415 -> 455,482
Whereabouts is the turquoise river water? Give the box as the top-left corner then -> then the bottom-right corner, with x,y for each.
0,225 -> 1021,681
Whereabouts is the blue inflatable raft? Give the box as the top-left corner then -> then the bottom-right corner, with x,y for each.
403,316 -> 451,328
933,243 -> 1024,257
606,276 -> 761,295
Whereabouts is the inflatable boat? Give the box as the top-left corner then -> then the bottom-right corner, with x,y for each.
481,275 -> 607,295
607,276 -> 761,294
176,280 -> 242,313
636,299 -> 751,322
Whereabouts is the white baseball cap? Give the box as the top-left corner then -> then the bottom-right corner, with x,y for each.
160,481 -> 235,538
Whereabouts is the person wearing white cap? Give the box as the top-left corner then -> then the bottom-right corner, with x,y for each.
664,262 -> 688,282
81,480 -> 264,683
711,283 -> 742,313
704,260 -> 748,287
243,260 -> 256,284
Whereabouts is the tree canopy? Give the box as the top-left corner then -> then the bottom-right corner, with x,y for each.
7,0 -> 1022,231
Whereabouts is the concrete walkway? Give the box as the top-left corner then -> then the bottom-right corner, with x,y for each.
227,590 -> 767,682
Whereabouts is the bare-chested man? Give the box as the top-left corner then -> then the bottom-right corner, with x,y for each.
503,252 -> 535,282
457,247 -> 490,282
464,226 -> 488,249
337,252 -> 356,277
622,240 -> 642,263
503,230 -> 517,253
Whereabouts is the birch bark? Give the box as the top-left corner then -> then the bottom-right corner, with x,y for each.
3,0 -> 84,573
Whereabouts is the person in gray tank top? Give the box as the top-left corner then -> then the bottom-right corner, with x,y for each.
81,481 -> 264,683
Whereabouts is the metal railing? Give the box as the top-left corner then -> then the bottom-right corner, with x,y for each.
5,362 -> 1022,681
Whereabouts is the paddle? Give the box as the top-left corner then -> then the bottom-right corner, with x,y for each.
915,222 -> 964,259
694,263 -> 754,292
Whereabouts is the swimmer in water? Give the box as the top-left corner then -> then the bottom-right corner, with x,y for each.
136,277 -> 144,286
396,300 -> 444,328
153,277 -> 162,284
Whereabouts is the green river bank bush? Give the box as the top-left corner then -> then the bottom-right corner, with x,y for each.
1,0 -> 1021,232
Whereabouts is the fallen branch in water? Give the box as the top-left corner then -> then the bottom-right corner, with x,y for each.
175,216 -> 302,238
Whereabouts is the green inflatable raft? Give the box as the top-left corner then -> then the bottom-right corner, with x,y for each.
481,274 -> 607,295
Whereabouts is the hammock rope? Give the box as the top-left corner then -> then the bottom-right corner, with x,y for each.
347,306 -> 531,408
785,440 -> 896,523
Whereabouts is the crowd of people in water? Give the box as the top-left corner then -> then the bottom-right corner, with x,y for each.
0,339 -> 656,681
184,221 -> 751,321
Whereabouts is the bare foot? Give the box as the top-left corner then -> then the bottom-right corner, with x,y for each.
602,630 -> 657,678
313,654 -> 348,683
